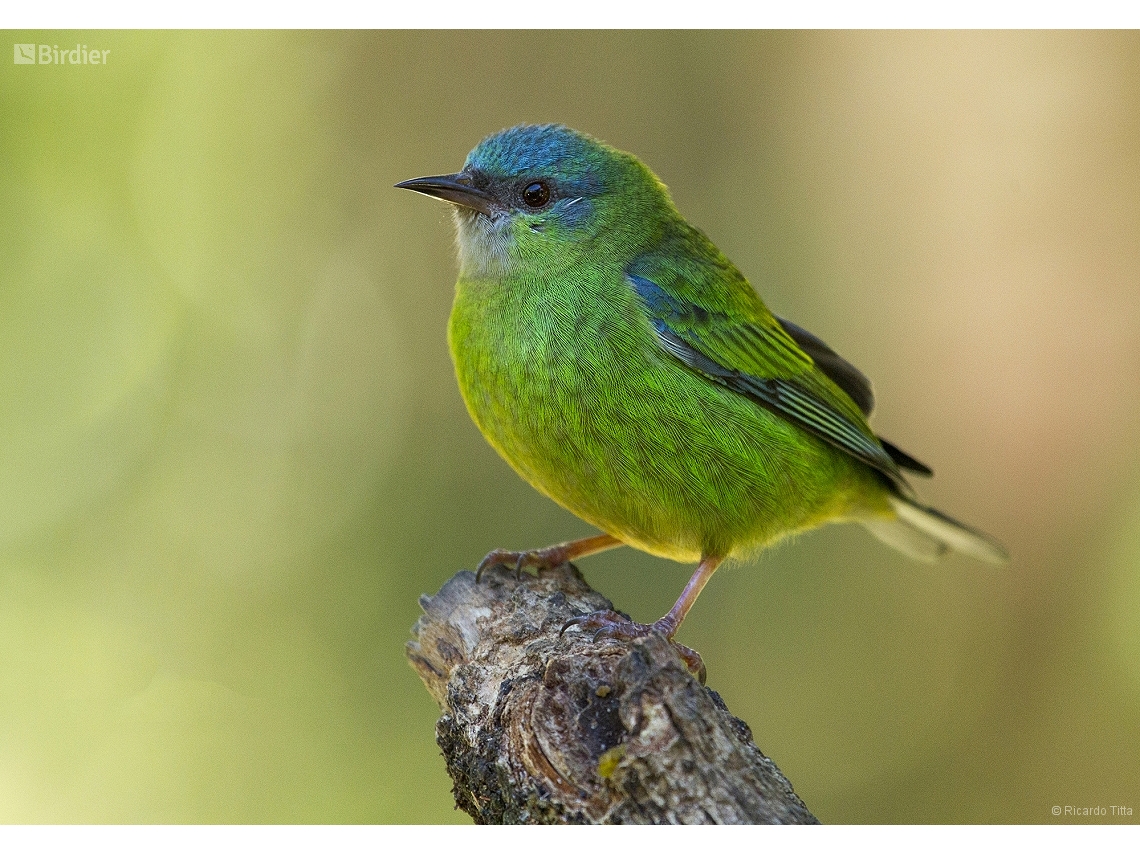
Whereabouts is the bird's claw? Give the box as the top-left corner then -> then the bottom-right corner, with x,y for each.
559,609 -> 643,639
559,609 -> 707,684
475,545 -> 570,582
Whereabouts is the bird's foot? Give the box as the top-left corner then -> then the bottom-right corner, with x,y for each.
475,544 -> 573,581
560,610 -> 706,684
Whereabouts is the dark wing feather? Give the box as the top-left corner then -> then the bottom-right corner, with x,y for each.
878,438 -> 934,477
775,316 -> 875,417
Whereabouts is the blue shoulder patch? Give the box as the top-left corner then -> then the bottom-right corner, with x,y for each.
628,274 -> 682,318
628,274 -> 710,328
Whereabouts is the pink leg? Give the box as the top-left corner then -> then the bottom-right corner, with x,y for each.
475,532 -> 624,581
561,554 -> 724,683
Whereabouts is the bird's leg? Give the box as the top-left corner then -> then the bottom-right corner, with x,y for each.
560,554 -> 724,683
475,532 -> 623,581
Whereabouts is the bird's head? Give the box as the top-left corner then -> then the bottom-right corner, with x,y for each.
397,124 -> 672,277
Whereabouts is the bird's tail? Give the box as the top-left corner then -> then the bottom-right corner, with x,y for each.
862,493 -> 1008,565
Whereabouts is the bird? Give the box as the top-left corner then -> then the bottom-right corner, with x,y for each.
397,123 -> 1007,680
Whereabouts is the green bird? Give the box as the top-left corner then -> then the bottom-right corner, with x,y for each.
398,124 -> 1006,679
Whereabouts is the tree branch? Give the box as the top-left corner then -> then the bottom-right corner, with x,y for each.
406,563 -> 818,824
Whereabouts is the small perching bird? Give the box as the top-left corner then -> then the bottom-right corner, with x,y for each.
398,124 -> 1007,680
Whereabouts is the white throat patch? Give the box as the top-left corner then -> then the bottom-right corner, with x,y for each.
454,208 -> 514,279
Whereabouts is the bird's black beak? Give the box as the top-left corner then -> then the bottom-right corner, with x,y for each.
395,173 -> 496,217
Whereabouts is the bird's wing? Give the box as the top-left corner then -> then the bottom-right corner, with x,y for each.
627,242 -> 911,483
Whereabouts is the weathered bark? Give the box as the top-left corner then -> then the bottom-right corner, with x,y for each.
406,563 -> 818,824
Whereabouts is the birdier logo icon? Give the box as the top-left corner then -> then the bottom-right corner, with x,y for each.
13,43 -> 110,65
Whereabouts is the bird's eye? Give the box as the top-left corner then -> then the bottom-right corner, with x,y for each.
522,181 -> 551,208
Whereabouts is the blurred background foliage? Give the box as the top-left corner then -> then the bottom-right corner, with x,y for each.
0,30 -> 1138,822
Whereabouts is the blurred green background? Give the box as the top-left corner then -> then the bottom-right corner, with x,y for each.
1,30 -> 1138,823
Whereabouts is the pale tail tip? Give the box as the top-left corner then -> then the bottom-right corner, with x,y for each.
886,496 -> 1010,566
